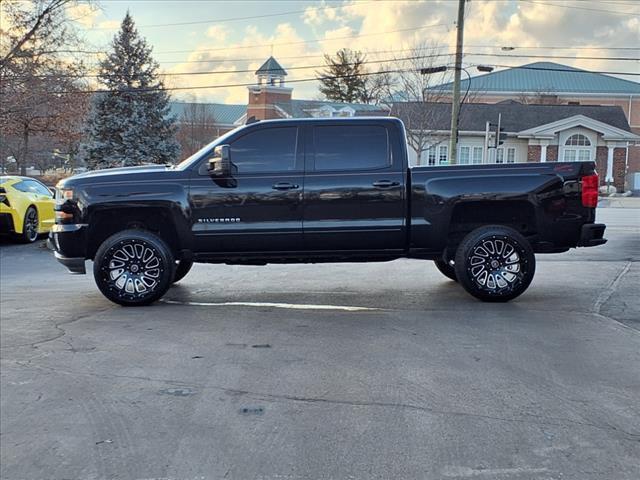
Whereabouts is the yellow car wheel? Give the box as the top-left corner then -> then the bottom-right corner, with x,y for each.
20,206 -> 39,243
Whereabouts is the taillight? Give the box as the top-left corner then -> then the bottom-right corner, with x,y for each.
0,187 -> 9,207
581,174 -> 599,208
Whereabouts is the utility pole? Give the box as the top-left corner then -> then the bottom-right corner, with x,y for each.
449,0 -> 466,165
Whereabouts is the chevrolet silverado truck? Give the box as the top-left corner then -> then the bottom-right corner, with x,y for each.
50,117 -> 606,306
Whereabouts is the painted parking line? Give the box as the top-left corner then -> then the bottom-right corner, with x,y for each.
161,299 -> 379,312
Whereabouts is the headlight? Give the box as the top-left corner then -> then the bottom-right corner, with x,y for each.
56,188 -> 74,205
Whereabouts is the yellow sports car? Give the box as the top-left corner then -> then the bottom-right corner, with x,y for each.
0,176 -> 56,243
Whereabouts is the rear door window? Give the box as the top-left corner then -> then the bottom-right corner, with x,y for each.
313,125 -> 389,171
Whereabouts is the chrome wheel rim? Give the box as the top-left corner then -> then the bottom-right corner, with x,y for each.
25,209 -> 38,241
102,240 -> 165,299
468,236 -> 525,293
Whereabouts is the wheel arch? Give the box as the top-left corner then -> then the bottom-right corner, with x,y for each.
443,200 -> 537,257
86,206 -> 183,260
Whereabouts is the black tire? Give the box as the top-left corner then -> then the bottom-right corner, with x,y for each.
93,229 -> 175,306
454,225 -> 535,302
434,258 -> 458,281
173,259 -> 193,284
20,206 -> 39,243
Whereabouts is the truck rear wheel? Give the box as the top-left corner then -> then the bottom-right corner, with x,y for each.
454,225 -> 535,302
93,229 -> 175,306
434,258 -> 457,282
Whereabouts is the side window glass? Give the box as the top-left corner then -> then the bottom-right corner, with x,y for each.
12,181 -> 28,193
30,180 -> 53,196
230,127 -> 298,173
313,125 -> 389,171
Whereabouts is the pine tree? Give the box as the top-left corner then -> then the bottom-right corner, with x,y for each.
82,12 -> 179,169
316,49 -> 371,104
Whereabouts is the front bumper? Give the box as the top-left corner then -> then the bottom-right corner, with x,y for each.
49,223 -> 88,274
578,223 -> 607,247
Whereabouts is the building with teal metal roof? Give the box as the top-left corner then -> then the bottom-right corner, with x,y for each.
432,62 -> 640,95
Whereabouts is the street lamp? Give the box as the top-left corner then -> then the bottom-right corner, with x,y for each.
420,64 -> 495,164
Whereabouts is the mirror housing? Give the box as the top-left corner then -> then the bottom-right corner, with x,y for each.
208,145 -> 231,177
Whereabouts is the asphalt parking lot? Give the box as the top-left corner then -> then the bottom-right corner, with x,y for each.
1,207 -> 639,480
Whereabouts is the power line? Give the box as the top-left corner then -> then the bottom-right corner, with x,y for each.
78,2 -> 366,30
19,53 -> 458,79
20,51 -> 638,80
519,0 -> 639,16
21,63 -> 640,96
75,44 -> 640,64
150,22 -> 449,55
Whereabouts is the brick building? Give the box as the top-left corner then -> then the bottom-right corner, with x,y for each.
391,101 -> 639,191
431,62 -> 640,189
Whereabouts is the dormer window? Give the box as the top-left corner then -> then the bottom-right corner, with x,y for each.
563,133 -> 593,161
336,107 -> 355,117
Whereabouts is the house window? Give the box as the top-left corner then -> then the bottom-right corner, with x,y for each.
496,148 -> 504,164
438,145 -> 448,165
506,147 -> 516,163
427,146 -> 436,166
472,146 -> 483,164
566,134 -> 590,146
459,146 -> 470,165
564,133 -> 592,161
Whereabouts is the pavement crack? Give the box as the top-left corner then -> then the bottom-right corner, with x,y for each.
590,261 -> 637,333
8,361 -> 640,443
1,307 -> 114,350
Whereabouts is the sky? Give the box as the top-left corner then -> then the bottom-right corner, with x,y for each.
67,0 -> 640,104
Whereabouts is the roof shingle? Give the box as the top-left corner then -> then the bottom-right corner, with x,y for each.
390,102 -> 632,132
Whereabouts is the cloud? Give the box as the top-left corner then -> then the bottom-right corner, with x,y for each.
303,1 -> 340,26
206,25 -> 229,42
164,0 -> 639,104
66,3 -> 101,28
97,20 -> 121,31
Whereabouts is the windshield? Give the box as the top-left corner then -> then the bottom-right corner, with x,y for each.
173,125 -> 244,170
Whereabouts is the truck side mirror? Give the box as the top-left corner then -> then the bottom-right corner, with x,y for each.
208,144 -> 231,177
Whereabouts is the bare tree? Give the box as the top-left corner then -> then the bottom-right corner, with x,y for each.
0,0 -> 90,174
382,43 -> 453,165
517,89 -> 565,105
176,99 -> 217,158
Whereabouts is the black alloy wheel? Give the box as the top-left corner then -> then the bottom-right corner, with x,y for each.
21,207 -> 39,243
93,229 -> 175,306
454,225 -> 535,302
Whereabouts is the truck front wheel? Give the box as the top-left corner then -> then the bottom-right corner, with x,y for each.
93,229 -> 175,306
454,225 -> 535,302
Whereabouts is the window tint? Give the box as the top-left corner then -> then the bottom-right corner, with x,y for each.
314,125 -> 389,171
230,127 -> 298,173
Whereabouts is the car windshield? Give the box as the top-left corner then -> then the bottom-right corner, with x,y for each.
173,126 -> 243,170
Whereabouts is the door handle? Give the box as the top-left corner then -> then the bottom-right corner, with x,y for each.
372,180 -> 399,188
272,182 -> 299,190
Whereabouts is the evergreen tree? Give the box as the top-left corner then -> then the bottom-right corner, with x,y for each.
82,12 -> 179,169
317,49 -> 374,104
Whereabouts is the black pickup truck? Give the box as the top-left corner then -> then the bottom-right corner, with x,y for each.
51,117 -> 606,306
